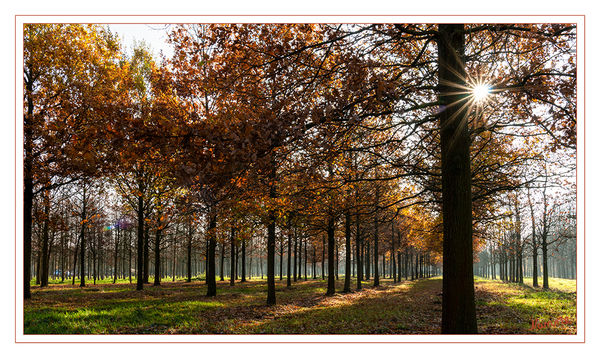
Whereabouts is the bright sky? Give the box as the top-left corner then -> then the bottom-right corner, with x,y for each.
107,24 -> 174,59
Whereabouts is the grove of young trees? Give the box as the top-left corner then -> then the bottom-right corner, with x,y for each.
23,23 -> 576,334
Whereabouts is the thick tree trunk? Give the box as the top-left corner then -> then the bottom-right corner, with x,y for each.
438,23 -> 477,334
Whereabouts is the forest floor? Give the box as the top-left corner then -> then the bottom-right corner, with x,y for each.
24,276 -> 576,335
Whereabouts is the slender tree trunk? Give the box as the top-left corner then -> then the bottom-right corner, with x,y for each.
143,225 -> 150,284
293,233 -> 298,282
266,164 -> 277,305
187,221 -> 192,283
356,213 -> 362,290
128,230 -> 132,283
79,185 -> 87,287
373,218 -> 379,287
40,191 -> 51,287
153,228 -> 162,286
230,226 -> 236,286
287,222 -> 292,287
241,238 -> 247,282
219,242 -> 225,281
527,188 -> 539,288
391,224 -> 397,283
312,246 -> 316,279
303,236 -> 307,280
298,232 -> 302,280
23,76 -> 35,299
136,194 -> 144,291
335,242 -> 339,280
60,229 -> 65,283
542,234 -> 549,289
326,215 -> 335,296
206,212 -> 217,296
279,239 -> 283,281
72,239 -> 79,285
438,24 -> 477,334
365,240 -> 370,280
114,225 -> 120,284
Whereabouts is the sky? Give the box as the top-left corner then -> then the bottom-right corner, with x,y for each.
107,24 -> 174,59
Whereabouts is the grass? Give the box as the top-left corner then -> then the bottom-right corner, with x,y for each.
24,276 -> 576,334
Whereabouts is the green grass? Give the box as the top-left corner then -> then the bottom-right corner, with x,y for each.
24,276 -> 577,334
473,276 -> 576,334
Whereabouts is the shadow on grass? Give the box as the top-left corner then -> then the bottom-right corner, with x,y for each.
24,276 -> 576,335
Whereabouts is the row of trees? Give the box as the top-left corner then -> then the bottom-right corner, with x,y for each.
23,23 -> 576,333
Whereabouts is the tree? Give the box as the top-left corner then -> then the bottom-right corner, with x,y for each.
437,24 -> 478,334
23,24 -> 124,298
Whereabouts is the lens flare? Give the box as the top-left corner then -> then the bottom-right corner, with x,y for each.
472,84 -> 490,102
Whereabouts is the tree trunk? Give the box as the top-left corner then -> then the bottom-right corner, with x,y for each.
298,231 -> 302,280
293,233 -> 298,282
326,215 -> 335,296
373,217 -> 379,287
542,234 -> 549,289
219,242 -> 225,281
23,76 -> 35,299
279,239 -> 283,281
114,225 -> 120,284
40,191 -> 51,287
527,187 -> 539,288
230,226 -> 236,286
438,23 -> 477,334
391,224 -> 397,283
303,236 -> 307,280
356,213 -> 362,290
153,228 -> 162,286
241,238 -> 247,282
287,222 -> 292,287
187,221 -> 192,283
72,239 -> 79,285
143,225 -> 150,284
79,185 -> 87,287
206,212 -> 217,296
136,194 -> 144,291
